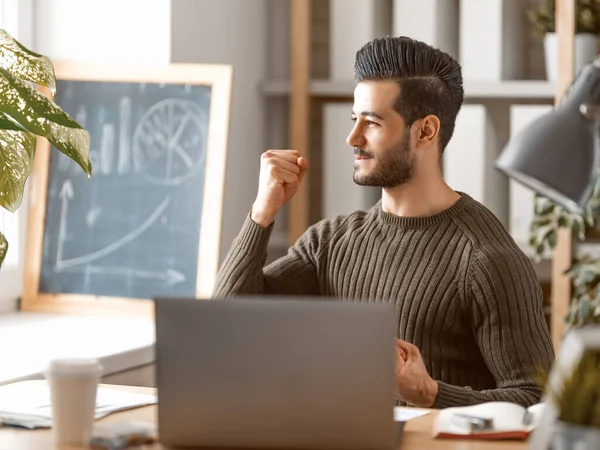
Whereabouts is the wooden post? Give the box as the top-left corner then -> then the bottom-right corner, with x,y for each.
288,0 -> 311,246
551,0 -> 576,352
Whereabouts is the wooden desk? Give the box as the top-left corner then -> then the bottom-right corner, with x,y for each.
0,386 -> 527,449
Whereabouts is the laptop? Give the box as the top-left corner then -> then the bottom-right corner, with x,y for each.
154,296 -> 400,450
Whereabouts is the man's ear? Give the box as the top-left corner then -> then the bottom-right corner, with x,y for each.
416,114 -> 440,147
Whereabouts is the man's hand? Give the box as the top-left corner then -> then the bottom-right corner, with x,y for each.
395,339 -> 439,407
251,150 -> 309,228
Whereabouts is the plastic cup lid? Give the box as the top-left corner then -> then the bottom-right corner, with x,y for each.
46,358 -> 103,376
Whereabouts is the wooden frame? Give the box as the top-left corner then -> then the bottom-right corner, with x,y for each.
551,0 -> 576,351
22,62 -> 232,318
288,0 -> 311,246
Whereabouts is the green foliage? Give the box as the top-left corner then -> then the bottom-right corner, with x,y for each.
529,163 -> 600,331
528,0 -> 600,36
0,30 -> 91,269
529,165 -> 600,263
565,256 -> 600,328
546,349 -> 600,427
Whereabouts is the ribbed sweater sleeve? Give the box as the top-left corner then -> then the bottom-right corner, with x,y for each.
212,214 -> 320,298
432,246 -> 555,408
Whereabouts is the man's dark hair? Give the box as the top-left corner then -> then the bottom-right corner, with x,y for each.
354,36 -> 464,152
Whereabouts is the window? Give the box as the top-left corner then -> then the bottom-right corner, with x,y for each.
0,210 -> 19,270
0,0 -> 22,271
0,0 -> 33,310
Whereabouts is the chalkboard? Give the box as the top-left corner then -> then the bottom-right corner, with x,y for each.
23,63 -> 232,316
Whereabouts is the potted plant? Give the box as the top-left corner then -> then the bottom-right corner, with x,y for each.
564,255 -> 600,328
0,30 -> 91,268
544,347 -> 600,449
529,163 -> 600,332
528,0 -> 600,81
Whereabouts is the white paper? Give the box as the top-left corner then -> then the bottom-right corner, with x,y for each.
0,380 -> 157,429
394,407 -> 431,422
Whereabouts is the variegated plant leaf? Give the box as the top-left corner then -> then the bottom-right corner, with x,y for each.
0,68 -> 91,176
0,29 -> 56,93
0,113 -> 36,212
0,230 -> 6,269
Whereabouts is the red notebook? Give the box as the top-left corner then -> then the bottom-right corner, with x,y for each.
433,401 -> 545,440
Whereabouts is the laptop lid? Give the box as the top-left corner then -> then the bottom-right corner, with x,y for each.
155,297 -> 398,450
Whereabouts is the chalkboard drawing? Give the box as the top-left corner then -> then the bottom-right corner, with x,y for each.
55,179 -> 73,268
86,207 -> 102,227
100,122 -> 115,175
22,62 -> 233,318
118,97 -> 132,175
54,177 -> 171,272
132,98 -> 207,186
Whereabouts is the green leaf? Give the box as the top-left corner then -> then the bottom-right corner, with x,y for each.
537,243 -> 546,257
532,218 -> 552,228
0,29 -> 56,93
0,230 -> 6,269
574,216 -> 587,240
0,112 -> 27,131
0,68 -> 91,176
528,234 -> 538,248
578,299 -> 595,326
545,229 -> 558,248
539,201 -> 556,216
558,216 -> 570,227
0,114 -> 36,211
562,215 -> 575,228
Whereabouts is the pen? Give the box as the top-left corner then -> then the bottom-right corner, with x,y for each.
451,413 -> 494,432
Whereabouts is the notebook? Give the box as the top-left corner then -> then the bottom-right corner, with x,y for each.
433,401 -> 546,440
0,380 -> 157,429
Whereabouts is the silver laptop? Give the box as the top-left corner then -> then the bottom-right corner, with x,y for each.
154,296 -> 399,450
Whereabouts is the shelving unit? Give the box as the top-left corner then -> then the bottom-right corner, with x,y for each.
550,0 -> 575,352
281,0 -> 577,352
261,79 -> 556,100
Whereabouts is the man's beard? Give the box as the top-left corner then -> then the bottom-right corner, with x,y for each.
353,133 -> 415,188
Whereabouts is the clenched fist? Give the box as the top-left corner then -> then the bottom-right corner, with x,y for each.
395,339 -> 439,407
251,150 -> 309,228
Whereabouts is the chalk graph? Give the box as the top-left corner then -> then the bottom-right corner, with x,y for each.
50,94 -> 205,286
133,99 -> 207,186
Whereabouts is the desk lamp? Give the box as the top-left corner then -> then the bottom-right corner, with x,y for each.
495,58 -> 600,215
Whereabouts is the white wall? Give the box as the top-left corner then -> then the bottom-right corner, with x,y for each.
330,0 -> 391,80
0,0 -> 171,309
443,104 -> 508,226
33,0 -> 171,63
170,0 -> 267,266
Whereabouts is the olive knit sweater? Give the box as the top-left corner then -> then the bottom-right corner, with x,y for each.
213,193 -> 555,408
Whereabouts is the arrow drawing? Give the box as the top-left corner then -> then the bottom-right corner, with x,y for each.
60,265 -> 186,285
55,195 -> 171,271
56,180 -> 74,267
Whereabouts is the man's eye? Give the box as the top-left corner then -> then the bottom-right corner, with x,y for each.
366,120 -> 378,126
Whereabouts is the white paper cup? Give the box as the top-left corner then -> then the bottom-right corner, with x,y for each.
45,358 -> 103,446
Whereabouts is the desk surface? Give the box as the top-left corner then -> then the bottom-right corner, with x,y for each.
0,386 -> 527,450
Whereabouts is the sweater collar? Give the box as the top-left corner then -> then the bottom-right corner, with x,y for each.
373,192 -> 471,228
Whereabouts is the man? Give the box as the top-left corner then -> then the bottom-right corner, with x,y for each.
213,36 -> 554,409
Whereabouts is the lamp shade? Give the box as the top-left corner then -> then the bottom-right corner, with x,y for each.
495,59 -> 600,215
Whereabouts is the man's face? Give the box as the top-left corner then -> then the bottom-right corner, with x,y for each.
347,80 -> 416,188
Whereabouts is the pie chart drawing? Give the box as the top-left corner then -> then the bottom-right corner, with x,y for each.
132,98 -> 208,186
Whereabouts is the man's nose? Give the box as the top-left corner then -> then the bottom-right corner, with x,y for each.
346,125 -> 366,148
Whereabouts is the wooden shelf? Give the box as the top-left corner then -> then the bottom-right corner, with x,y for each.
260,79 -> 556,100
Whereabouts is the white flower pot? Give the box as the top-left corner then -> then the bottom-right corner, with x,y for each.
553,421 -> 600,450
544,33 -> 598,82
